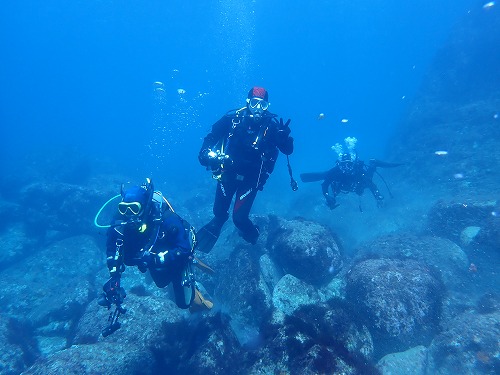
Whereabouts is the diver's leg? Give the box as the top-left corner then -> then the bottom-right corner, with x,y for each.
232,184 -> 259,244
149,267 -> 171,288
196,180 -> 235,253
212,180 -> 235,223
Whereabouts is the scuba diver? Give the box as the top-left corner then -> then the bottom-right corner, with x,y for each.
196,87 -> 295,253
98,178 -> 213,335
300,138 -> 402,210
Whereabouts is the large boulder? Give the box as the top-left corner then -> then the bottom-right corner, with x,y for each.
0,223 -> 38,271
267,216 -> 343,286
376,345 -> 428,375
0,235 -> 102,325
426,310 -> 500,375
21,341 -> 154,375
0,315 -> 26,375
426,200 -> 497,245
214,244 -> 272,345
249,304 -> 377,374
272,274 -> 320,316
346,258 -> 444,357
74,292 -> 187,345
0,235 -> 102,369
149,312 -> 244,375
354,232 -> 469,291
18,181 -> 118,240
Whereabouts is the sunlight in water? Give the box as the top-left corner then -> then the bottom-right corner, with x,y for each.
216,0 -> 255,94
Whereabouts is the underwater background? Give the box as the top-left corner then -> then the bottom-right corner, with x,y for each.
1,1 -> 499,374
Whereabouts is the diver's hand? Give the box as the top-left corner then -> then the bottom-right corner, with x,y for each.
278,117 -> 291,129
374,192 -> 384,208
198,149 -> 211,167
199,149 -> 222,169
277,118 -> 291,137
206,150 -> 232,170
138,250 -> 158,271
99,276 -> 126,308
325,195 -> 339,210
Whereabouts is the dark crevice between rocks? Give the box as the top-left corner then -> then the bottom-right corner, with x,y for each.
7,318 -> 40,368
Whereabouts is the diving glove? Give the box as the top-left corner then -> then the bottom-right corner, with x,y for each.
325,195 -> 339,210
99,276 -> 126,308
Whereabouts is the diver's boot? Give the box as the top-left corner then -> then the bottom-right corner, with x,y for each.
240,225 -> 260,245
189,288 -> 213,313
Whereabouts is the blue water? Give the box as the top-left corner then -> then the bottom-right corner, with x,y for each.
0,0 -> 477,188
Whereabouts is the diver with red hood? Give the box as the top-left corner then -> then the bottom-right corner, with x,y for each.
197,87 -> 295,252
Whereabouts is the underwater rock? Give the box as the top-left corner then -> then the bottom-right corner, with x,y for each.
150,312 -> 244,375
267,216 -> 343,286
426,200 -> 496,245
272,274 -> 320,316
259,253 -> 284,293
0,235 -> 101,326
346,258 -> 444,358
19,181 -> 117,240
0,223 -> 37,271
460,225 -> 481,246
0,235 -> 102,370
354,232 -> 469,291
214,244 -> 272,345
21,341 -> 154,375
426,310 -> 500,375
74,293 -> 186,345
376,345 -> 428,375
0,315 -> 27,375
250,303 -> 377,374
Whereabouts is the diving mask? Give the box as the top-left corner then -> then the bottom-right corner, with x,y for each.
118,201 -> 142,216
248,97 -> 270,111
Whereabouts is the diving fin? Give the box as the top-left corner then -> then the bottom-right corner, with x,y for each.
189,288 -> 214,313
368,159 -> 404,168
300,172 -> 328,183
196,219 -> 224,254
193,256 -> 216,275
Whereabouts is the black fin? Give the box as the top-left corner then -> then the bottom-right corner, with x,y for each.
300,172 -> 327,183
369,159 -> 404,168
196,224 -> 221,254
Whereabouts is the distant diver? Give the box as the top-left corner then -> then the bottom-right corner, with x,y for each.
300,138 -> 402,210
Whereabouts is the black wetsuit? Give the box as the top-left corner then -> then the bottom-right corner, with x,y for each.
198,108 -> 293,245
106,205 -> 195,309
321,160 -> 383,205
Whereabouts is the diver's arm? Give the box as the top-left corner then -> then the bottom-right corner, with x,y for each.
321,169 -> 338,209
199,116 -> 231,166
321,168 -> 337,196
321,179 -> 330,196
277,136 -> 294,155
146,215 -> 193,266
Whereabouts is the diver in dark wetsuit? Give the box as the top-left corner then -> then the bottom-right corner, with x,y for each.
301,153 -> 401,210
98,179 -> 213,322
196,87 -> 294,252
